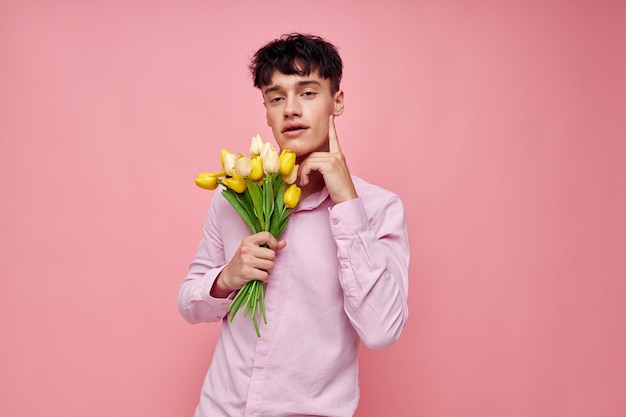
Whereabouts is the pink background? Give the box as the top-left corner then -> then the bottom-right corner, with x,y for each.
2,1 -> 625,416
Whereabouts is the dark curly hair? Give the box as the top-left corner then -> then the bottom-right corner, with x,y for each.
249,33 -> 343,94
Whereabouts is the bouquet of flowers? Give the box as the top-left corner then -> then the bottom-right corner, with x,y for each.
194,134 -> 301,337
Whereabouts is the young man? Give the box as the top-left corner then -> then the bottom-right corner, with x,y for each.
178,33 -> 410,417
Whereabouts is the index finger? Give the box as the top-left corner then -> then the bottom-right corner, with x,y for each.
328,115 -> 342,154
247,231 -> 278,249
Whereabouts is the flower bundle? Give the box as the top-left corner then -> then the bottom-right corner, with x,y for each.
194,134 -> 301,337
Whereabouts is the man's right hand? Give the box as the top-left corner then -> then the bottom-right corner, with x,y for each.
210,231 -> 286,298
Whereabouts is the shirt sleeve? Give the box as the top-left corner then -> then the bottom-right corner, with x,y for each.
329,195 -> 410,349
177,196 -> 235,324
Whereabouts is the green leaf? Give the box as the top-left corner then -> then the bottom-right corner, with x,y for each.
269,182 -> 286,237
281,207 -> 294,223
276,216 -> 290,237
241,188 -> 264,232
245,178 -> 264,222
218,181 -> 256,231
220,187 -> 259,233
241,189 -> 262,230
262,176 -> 274,229
271,172 -> 282,195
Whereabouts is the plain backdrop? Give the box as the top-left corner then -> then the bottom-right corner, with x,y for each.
1,1 -> 625,416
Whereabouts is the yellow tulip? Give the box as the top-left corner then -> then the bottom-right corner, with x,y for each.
250,134 -> 264,156
219,149 -> 230,166
248,155 -> 264,181
282,164 -> 299,185
283,184 -> 301,208
279,149 -> 296,176
221,149 -> 236,176
261,142 -> 280,173
222,176 -> 247,193
194,173 -> 219,190
234,153 -> 253,178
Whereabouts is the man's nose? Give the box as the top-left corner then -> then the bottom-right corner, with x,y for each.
283,96 -> 301,118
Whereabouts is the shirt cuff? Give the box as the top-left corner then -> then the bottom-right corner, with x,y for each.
329,198 -> 368,237
201,267 -> 236,304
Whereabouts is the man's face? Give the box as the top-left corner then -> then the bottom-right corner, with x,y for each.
262,71 -> 343,161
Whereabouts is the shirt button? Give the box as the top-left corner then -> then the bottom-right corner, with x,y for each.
342,262 -> 350,269
332,218 -> 339,225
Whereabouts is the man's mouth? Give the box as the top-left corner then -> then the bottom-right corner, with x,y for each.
282,124 -> 308,133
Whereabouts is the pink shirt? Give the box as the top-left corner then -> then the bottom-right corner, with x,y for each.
178,176 -> 410,417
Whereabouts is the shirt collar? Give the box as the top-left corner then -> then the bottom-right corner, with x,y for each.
293,187 -> 331,212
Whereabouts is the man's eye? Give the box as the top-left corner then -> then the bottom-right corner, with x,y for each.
269,97 -> 283,103
301,91 -> 316,97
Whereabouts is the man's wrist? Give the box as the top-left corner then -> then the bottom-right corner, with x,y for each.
210,273 -> 233,298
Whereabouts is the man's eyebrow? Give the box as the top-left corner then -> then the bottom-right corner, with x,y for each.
263,80 -> 322,95
296,80 -> 322,88
263,85 -> 281,95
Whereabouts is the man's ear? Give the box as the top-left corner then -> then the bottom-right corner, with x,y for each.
333,90 -> 344,116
